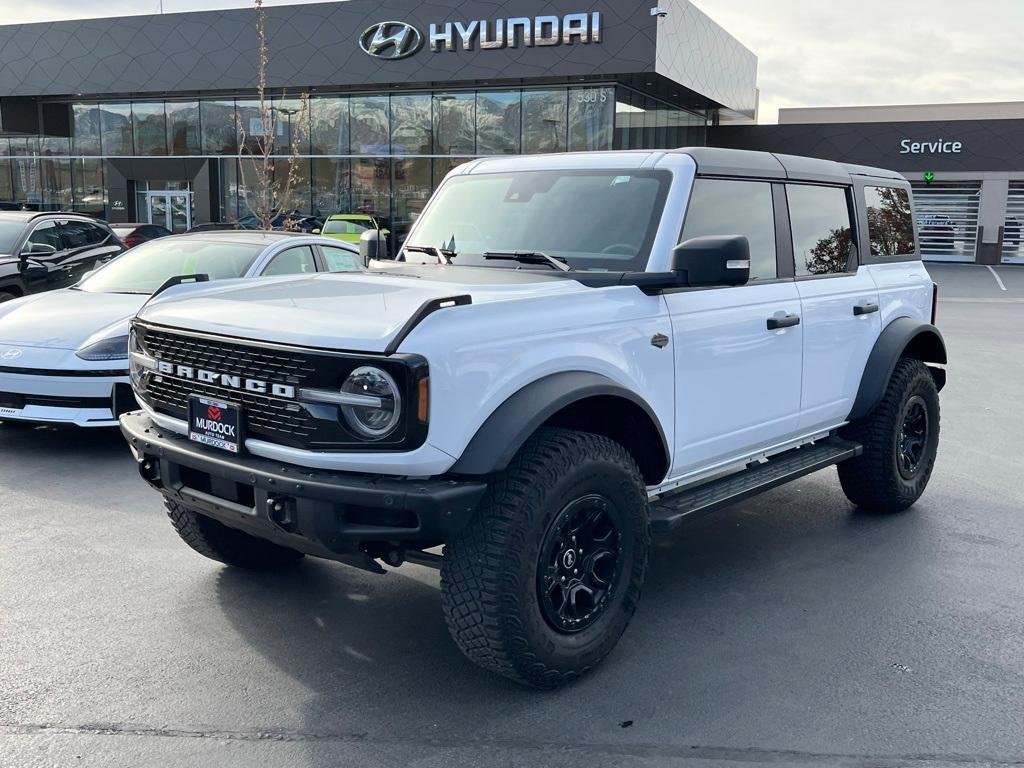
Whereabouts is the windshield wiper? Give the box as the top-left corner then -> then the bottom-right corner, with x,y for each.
403,244 -> 456,265
482,251 -> 571,272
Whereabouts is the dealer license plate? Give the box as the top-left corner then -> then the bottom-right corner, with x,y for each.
188,395 -> 243,454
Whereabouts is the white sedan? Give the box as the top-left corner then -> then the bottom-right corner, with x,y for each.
0,231 -> 363,427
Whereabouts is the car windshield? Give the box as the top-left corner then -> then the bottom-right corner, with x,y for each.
0,220 -> 27,253
406,170 -> 670,271
323,219 -> 371,235
77,238 -> 264,294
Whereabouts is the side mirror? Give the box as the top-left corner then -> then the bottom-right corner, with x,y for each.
672,235 -> 750,287
312,228 -> 321,235
21,242 -> 56,258
359,229 -> 388,263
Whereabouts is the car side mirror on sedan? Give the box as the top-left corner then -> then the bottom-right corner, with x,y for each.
671,235 -> 751,288
359,229 -> 389,263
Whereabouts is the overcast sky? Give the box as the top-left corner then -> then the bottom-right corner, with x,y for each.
4,0 -> 1023,123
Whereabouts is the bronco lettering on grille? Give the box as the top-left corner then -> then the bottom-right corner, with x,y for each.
156,360 -> 296,400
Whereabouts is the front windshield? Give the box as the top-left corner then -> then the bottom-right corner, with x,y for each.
0,220 -> 27,253
407,170 -> 670,271
77,238 -> 264,294
323,219 -> 371,235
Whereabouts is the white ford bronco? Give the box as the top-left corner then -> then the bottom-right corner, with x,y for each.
121,148 -> 945,688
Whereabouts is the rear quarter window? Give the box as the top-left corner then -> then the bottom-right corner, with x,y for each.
865,186 -> 916,257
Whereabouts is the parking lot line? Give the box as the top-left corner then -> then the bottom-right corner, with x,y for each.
987,266 -> 1008,291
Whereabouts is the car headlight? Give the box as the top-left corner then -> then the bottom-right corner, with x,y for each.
339,366 -> 402,439
76,334 -> 130,361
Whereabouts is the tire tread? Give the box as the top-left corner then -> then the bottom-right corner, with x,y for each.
441,427 -> 649,689
165,499 -> 303,569
838,358 -> 939,513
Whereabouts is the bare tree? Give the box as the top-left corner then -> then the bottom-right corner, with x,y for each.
235,0 -> 310,230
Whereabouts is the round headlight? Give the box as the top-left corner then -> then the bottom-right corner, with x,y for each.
340,366 -> 402,439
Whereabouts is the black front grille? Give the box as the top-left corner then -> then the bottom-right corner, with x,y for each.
134,324 -> 428,451
139,328 -> 320,444
143,329 -> 318,385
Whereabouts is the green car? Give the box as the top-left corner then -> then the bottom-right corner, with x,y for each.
316,214 -> 389,244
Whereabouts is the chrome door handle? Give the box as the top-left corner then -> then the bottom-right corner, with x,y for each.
853,303 -> 879,316
767,314 -> 800,330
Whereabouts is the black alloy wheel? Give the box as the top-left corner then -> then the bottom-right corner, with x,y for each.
897,395 -> 929,480
537,494 -> 623,633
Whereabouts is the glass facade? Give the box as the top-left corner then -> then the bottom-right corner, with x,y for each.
0,85 -> 705,248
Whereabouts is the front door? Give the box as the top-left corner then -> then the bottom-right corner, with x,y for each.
147,192 -> 192,233
665,178 -> 804,478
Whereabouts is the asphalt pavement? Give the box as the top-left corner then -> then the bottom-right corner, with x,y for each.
1,264 -> 1022,768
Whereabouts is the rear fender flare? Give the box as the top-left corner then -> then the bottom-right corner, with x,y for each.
849,317 -> 947,421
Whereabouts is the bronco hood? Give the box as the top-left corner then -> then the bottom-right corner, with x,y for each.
136,265 -> 588,353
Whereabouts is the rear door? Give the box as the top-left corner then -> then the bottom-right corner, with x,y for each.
665,177 -> 804,477
58,219 -> 123,284
317,243 -> 364,272
786,183 -> 882,433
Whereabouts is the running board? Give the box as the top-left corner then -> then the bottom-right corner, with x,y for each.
649,436 -> 862,533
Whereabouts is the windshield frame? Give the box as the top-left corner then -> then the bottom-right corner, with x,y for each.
401,169 -> 673,273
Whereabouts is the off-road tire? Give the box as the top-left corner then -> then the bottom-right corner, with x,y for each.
838,358 -> 940,513
441,427 -> 650,689
165,499 -> 304,569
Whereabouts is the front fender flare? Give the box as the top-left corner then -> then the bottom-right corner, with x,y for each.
849,318 -> 947,421
449,371 -> 669,479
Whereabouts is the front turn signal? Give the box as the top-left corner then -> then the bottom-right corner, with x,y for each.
417,377 -> 429,424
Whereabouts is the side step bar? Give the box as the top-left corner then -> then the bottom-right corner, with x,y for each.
649,436 -> 862,533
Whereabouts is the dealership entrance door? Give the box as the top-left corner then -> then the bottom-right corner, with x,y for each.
136,181 -> 193,233
146,191 -> 192,232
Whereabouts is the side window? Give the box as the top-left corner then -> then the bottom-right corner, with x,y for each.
86,223 -> 113,246
261,246 -> 318,276
27,221 -> 63,251
321,246 -> 363,272
62,221 -> 108,248
864,186 -> 915,257
787,184 -> 854,276
681,179 -> 777,281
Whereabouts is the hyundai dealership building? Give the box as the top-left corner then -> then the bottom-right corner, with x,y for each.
0,0 -> 757,248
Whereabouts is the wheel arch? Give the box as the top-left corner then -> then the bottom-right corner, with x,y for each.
449,371 -> 670,486
849,317 -> 946,421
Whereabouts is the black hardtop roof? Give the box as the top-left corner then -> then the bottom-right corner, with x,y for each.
676,147 -> 906,185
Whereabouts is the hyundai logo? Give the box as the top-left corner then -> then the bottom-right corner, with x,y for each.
360,21 -> 424,60
0,348 -> 22,361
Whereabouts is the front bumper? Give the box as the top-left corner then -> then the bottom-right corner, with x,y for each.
120,411 -> 488,559
0,364 -> 133,427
